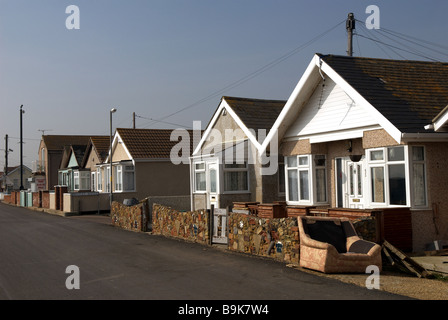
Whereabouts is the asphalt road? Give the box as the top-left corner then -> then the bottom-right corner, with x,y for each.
0,202 -> 410,303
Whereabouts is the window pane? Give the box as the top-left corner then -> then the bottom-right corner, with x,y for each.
287,156 -> 297,167
357,164 -> 362,196
195,163 -> 205,170
278,164 -> 285,193
124,170 -> 135,191
413,163 -> 426,206
371,167 -> 384,203
287,170 -> 298,201
224,171 -> 248,191
349,165 -> 354,196
195,172 -> 206,191
314,155 -> 326,167
299,156 -> 308,166
224,163 -> 246,169
389,164 -> 407,205
316,168 -> 326,202
209,169 -> 217,193
412,146 -> 424,161
370,150 -> 384,161
299,170 -> 309,200
388,147 -> 404,161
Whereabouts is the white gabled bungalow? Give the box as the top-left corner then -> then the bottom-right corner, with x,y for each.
262,53 -> 448,251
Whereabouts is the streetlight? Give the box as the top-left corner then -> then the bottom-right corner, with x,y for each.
110,108 -> 117,210
19,105 -> 24,190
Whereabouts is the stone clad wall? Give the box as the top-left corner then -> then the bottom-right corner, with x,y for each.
152,203 -> 210,244
111,200 -> 150,232
228,213 -> 300,265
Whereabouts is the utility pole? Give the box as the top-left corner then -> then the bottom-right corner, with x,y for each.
133,112 -> 136,129
346,13 -> 355,57
19,105 -> 24,190
4,135 -> 8,191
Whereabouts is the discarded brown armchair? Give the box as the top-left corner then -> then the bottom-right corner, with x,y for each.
297,216 -> 382,273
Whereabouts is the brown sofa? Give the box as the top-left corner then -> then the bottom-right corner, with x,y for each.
298,216 -> 382,273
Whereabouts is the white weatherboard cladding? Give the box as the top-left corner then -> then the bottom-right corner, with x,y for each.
284,77 -> 378,139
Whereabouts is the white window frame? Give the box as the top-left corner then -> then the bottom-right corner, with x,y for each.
366,146 -> 410,208
194,161 -> 206,193
223,161 -> 249,194
286,154 -> 328,205
115,165 -> 123,192
73,171 -> 80,191
97,168 -> 102,192
410,145 -> 428,208
91,171 -> 96,192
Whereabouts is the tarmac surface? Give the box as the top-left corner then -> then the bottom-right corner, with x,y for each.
3,202 -> 448,300
0,202 -> 411,301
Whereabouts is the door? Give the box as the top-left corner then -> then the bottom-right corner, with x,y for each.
207,162 -> 219,209
346,159 -> 365,208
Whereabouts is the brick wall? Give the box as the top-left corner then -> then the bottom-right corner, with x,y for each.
41,191 -> 50,208
152,203 -> 210,244
111,200 -> 149,232
228,213 -> 300,265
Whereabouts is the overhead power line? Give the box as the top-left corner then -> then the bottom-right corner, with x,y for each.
143,19 -> 346,128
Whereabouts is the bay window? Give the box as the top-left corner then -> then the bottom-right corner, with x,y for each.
114,164 -> 135,192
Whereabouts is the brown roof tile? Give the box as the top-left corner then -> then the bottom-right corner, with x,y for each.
116,128 -> 196,159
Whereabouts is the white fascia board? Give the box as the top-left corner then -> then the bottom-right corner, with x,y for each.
221,99 -> 262,152
193,98 -> 262,156
319,59 -> 403,144
105,131 -> 133,163
192,101 -> 224,156
401,132 -> 448,142
260,55 -> 321,154
283,125 -> 382,144
433,108 -> 448,132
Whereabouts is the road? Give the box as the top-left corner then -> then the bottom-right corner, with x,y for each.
0,202 -> 410,303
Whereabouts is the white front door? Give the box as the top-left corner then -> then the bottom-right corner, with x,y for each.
346,158 -> 365,208
207,162 -> 219,209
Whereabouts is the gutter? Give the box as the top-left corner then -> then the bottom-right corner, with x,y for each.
401,132 -> 448,142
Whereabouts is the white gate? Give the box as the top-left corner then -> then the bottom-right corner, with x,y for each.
212,207 -> 228,244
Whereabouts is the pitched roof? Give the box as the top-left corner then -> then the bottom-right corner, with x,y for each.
116,128 -> 195,159
319,54 -> 448,133
42,135 -> 92,150
90,136 -> 110,162
223,96 -> 286,134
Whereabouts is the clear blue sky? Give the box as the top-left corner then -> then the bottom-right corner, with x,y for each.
1,0 -> 448,168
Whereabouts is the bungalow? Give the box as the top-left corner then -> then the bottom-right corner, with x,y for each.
0,165 -> 32,191
95,128 -> 194,210
191,96 -> 286,210
38,135 -> 93,190
261,53 -> 448,251
81,136 -> 110,192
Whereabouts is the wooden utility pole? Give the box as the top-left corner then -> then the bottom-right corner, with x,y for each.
346,13 -> 355,57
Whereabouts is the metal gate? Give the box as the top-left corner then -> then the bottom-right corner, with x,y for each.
212,207 -> 228,244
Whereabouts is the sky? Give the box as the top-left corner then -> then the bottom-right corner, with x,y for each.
1,0 -> 448,169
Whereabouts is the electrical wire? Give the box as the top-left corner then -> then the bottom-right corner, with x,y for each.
142,19 -> 346,128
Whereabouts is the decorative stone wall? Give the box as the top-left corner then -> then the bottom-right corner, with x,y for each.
152,203 -> 210,244
228,213 -> 300,265
111,200 -> 149,232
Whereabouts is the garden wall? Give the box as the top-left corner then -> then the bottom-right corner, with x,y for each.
152,203 -> 210,244
111,200 -> 150,232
